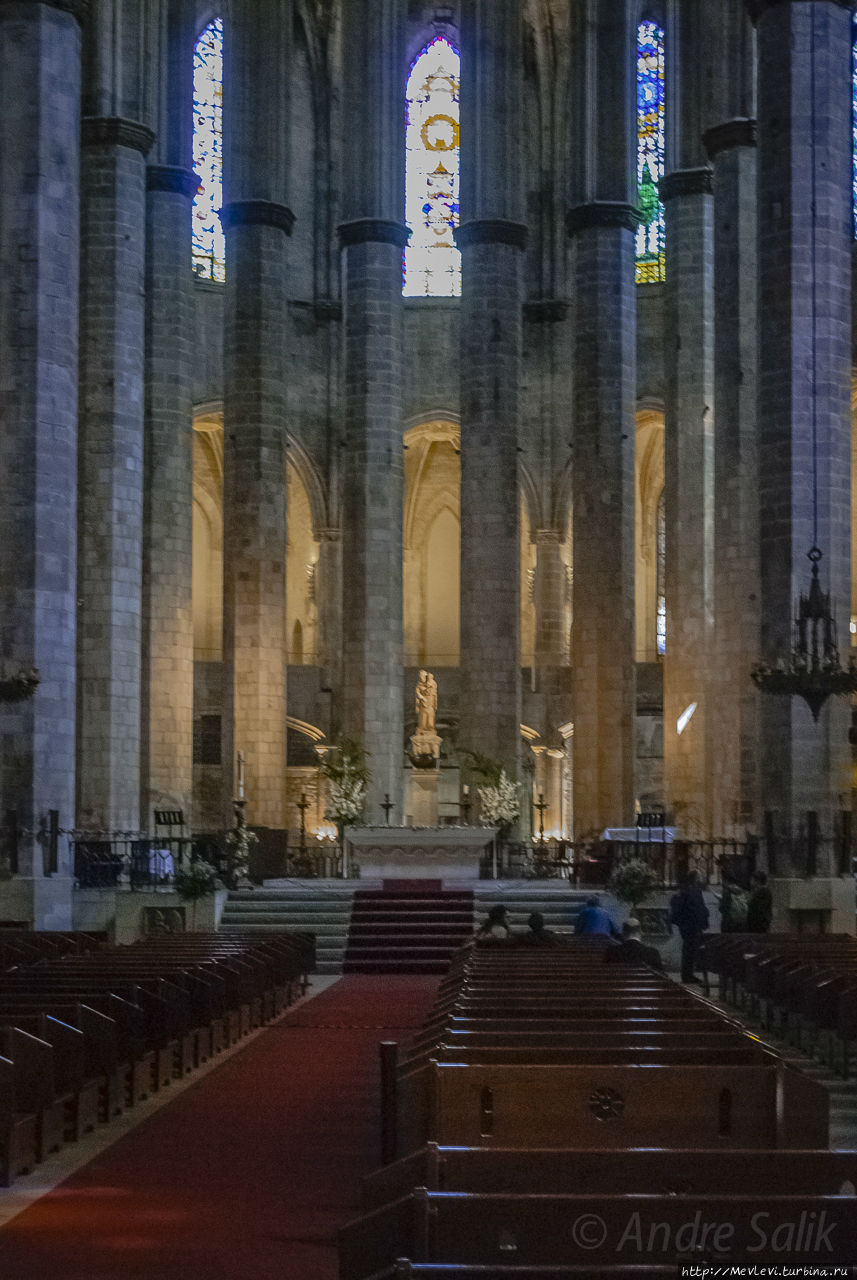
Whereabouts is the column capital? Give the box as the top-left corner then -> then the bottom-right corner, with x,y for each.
317,527 -> 341,543
147,165 -> 199,199
454,219 -> 528,250
0,0 -> 88,20
534,528 -> 563,546
659,168 -> 714,202
746,0 -> 855,19
703,118 -> 758,160
222,200 -> 295,234
81,117 -> 155,155
566,202 -> 641,237
337,219 -> 409,249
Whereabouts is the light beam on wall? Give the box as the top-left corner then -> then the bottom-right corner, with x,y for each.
676,702 -> 697,735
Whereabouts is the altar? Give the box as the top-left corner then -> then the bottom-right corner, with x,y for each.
344,826 -> 497,879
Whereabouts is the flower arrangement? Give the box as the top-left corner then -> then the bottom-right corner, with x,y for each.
477,770 -> 521,835
322,738 -> 370,832
173,858 -> 220,901
608,856 -> 660,911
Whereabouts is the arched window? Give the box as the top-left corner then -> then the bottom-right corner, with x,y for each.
193,19 -> 225,282
404,36 -> 461,297
656,489 -> 666,656
636,20 -> 665,284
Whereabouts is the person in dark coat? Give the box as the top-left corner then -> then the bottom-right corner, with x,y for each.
604,918 -> 664,970
520,911 -> 559,945
746,871 -> 773,933
670,870 -> 709,983
574,896 -> 620,939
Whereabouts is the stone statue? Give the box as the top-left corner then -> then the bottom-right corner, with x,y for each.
415,669 -> 438,733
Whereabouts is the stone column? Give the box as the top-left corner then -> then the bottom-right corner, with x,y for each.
703,4 -> 759,836
221,0 -> 293,830
566,0 -> 637,836
456,0 -> 526,775
533,530 -> 568,668
660,164 -> 715,836
77,113 -> 153,831
141,0 -> 197,825
338,0 -> 406,817
0,0 -> 86,925
752,0 -> 853,868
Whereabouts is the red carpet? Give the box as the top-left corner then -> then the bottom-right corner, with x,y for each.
0,975 -> 439,1280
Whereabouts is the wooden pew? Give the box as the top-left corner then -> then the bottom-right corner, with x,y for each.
0,1053 -> 38,1185
2,1013 -> 100,1142
341,1189 -> 857,1277
0,1025 -> 60,1161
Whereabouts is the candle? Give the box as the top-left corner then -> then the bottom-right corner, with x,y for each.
463,784 -> 469,797
237,750 -> 245,799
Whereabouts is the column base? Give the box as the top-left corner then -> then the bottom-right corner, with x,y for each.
0,875 -> 73,929
769,876 -> 856,935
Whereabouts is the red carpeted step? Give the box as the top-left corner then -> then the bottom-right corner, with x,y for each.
343,884 -> 475,974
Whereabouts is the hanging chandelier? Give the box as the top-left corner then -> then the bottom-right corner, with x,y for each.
750,7 -> 857,724
751,548 -> 857,721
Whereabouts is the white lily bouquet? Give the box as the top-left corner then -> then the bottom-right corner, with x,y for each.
322,738 -> 370,832
223,823 -> 258,886
477,770 -> 520,835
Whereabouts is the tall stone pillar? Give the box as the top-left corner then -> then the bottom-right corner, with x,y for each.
338,0 -> 406,817
533,530 -> 569,669
222,0 -> 293,829
752,0 -> 853,871
78,101 -> 153,830
141,0 -> 197,825
456,0 -> 526,775
0,0 -> 86,925
566,0 -> 637,836
704,6 -> 759,836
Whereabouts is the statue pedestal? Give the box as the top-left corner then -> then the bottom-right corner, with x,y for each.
406,769 -> 440,827
409,729 -> 442,767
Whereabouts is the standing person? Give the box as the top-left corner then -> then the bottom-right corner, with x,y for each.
670,870 -> 709,983
746,870 -> 773,934
604,918 -> 664,971
718,876 -> 748,933
574,896 -> 620,939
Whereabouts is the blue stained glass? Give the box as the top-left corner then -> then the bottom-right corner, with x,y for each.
636,20 -> 665,284
404,36 -> 461,297
193,19 -> 225,282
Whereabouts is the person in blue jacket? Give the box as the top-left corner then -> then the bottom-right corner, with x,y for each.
574,896 -> 620,939
670,869 -> 710,983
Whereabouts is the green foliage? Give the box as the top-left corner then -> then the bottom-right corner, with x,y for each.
457,749 -> 505,787
321,738 -> 371,787
173,858 -> 220,901
608,856 -> 660,910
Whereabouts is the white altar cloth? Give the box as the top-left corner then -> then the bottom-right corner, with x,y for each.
602,827 -> 680,843
345,826 -> 497,879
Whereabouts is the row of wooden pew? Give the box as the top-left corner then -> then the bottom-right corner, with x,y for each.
0,929 -> 314,1186
699,932 -> 857,1076
340,938 -> 857,1277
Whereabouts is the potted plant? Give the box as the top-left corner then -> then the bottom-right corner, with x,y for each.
476,770 -> 521,844
173,857 -> 220,929
608,855 -> 660,914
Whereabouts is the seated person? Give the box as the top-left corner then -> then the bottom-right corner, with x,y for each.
475,904 -> 513,941
604,918 -> 663,970
519,910 -> 559,945
574,895 -> 620,939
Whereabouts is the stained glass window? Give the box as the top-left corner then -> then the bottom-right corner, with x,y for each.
636,20 -> 665,284
193,19 -> 224,282
656,489 -> 666,656
404,36 -> 460,297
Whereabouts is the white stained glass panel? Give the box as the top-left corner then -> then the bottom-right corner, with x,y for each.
193,19 -> 225,282
404,36 -> 461,297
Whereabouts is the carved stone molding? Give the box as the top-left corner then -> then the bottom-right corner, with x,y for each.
454,219 -> 528,250
566,202 -> 641,237
222,200 -> 296,235
147,165 -> 199,198
659,168 -> 714,202
82,117 -> 155,155
703,118 -> 758,159
337,218 -> 410,249
0,0 -> 89,21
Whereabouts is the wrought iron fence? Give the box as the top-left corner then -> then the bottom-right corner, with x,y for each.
72,832 -> 225,891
